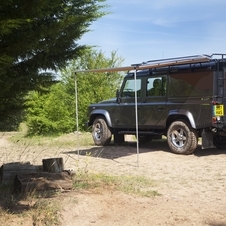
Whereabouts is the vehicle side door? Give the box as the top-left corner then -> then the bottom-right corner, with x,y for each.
114,77 -> 143,129
140,75 -> 167,128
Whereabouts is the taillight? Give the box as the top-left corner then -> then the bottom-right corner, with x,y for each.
212,117 -> 217,123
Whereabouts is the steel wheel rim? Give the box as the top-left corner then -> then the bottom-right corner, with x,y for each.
171,128 -> 187,148
94,122 -> 102,140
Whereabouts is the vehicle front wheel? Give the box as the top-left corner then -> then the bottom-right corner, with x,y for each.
213,135 -> 226,149
92,117 -> 112,146
167,121 -> 198,155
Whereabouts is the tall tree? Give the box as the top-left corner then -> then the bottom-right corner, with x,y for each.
65,49 -> 124,131
0,0 -> 107,130
25,49 -> 124,135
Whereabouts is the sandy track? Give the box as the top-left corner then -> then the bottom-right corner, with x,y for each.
1,134 -> 226,225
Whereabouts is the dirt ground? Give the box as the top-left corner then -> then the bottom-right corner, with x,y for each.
1,133 -> 226,226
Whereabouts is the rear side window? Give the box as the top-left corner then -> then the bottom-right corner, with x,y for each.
168,70 -> 213,97
146,77 -> 166,97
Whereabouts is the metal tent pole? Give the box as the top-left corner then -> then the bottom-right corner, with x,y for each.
134,68 -> 140,167
74,73 -> 79,159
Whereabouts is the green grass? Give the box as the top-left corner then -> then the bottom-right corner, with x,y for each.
9,131 -> 94,147
73,172 -> 161,197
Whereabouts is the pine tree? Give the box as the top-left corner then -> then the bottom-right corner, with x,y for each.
0,0 -> 107,130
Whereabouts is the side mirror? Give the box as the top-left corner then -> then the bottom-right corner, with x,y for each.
116,89 -> 120,103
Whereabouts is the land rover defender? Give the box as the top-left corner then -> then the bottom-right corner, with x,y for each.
86,54 -> 226,154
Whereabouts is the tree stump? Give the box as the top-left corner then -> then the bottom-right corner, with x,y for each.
42,158 -> 64,173
14,172 -> 73,193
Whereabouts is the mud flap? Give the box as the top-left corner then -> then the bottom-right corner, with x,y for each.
201,129 -> 215,149
114,132 -> 125,144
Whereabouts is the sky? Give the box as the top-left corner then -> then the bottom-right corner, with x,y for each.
79,0 -> 226,66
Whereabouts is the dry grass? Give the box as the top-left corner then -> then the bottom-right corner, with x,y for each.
73,172 -> 160,197
0,186 -> 60,226
9,131 -> 94,147
0,131 -> 160,226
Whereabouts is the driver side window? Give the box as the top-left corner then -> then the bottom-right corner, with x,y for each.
121,79 -> 141,97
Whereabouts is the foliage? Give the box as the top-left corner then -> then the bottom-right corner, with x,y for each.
62,49 -> 124,130
0,0 -> 108,130
25,49 -> 124,135
25,83 -> 75,135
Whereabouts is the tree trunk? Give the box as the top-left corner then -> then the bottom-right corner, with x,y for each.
0,162 -> 37,185
14,172 -> 73,193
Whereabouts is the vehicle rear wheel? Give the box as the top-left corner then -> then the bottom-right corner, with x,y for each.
213,135 -> 226,149
92,117 -> 112,146
167,120 -> 198,154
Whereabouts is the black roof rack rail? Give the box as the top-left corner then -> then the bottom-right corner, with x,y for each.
210,53 -> 226,60
143,54 -> 210,66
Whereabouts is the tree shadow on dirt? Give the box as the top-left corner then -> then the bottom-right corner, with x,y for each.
64,139 -> 226,160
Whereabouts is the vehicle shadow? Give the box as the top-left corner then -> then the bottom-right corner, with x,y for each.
64,140 -> 226,160
194,144 -> 226,157
64,140 -> 169,160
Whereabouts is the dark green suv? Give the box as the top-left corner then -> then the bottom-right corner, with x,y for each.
86,54 -> 226,154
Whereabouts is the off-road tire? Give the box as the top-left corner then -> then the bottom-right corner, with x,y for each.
167,120 -> 198,155
92,117 -> 112,146
213,135 -> 226,149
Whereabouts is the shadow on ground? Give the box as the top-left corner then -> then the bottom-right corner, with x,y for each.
64,139 -> 226,160
194,145 -> 226,157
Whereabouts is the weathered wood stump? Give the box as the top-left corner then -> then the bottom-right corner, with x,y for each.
14,172 -> 73,193
42,158 -> 64,173
0,162 -> 37,185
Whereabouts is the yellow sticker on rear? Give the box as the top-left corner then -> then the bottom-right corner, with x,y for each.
213,105 -> 224,116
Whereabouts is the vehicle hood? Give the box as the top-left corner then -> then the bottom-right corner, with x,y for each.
98,98 -> 117,104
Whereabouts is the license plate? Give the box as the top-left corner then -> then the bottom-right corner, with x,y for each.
213,105 -> 224,116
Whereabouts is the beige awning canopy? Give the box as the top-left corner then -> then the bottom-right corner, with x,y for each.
75,54 -> 211,73
75,65 -> 137,73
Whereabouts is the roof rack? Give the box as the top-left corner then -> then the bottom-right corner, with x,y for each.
139,54 -> 211,70
210,53 -> 226,60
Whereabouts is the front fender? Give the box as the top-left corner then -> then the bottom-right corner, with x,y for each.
168,109 -> 196,128
90,109 -> 112,127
